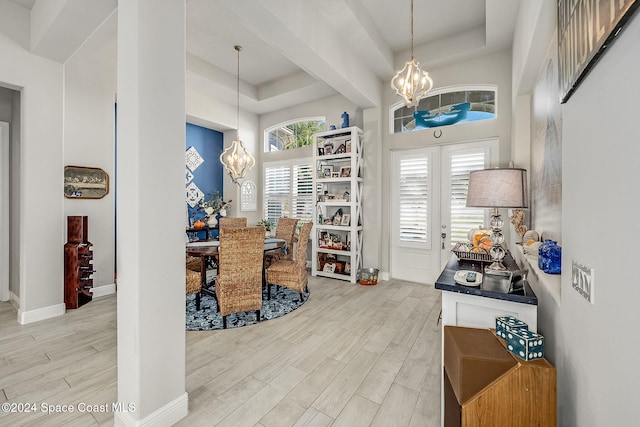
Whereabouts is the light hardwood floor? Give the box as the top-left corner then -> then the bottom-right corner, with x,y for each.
0,275 -> 442,426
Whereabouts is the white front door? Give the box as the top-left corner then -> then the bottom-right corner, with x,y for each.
390,147 -> 440,284
390,139 -> 497,284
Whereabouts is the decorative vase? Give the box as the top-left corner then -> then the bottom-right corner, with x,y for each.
538,240 -> 561,274
341,111 -> 349,128
207,215 -> 218,227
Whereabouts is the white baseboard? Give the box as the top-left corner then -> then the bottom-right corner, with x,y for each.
380,271 -> 390,282
114,392 -> 188,427
18,302 -> 65,325
92,283 -> 116,298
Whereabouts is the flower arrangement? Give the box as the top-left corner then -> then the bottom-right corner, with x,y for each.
199,191 -> 232,218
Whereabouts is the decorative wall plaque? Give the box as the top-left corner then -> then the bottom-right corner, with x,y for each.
64,166 -> 109,199
558,0 -> 639,102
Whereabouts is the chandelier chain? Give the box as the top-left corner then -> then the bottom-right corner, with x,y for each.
410,0 -> 414,60
235,45 -> 241,141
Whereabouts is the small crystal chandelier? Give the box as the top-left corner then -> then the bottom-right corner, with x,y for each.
390,0 -> 434,107
220,45 -> 256,185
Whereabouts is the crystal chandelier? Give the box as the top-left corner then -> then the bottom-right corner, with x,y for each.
220,45 -> 255,185
390,0 -> 434,107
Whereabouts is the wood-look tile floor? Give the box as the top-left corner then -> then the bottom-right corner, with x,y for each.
0,275 -> 442,426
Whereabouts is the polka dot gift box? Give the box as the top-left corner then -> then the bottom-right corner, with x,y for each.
506,328 -> 545,361
495,315 -> 528,339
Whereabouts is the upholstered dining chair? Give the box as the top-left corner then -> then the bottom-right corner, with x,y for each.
214,226 -> 264,329
266,222 -> 312,301
264,217 -> 298,268
218,217 -> 247,233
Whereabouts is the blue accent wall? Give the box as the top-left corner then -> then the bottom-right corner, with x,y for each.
186,123 -> 223,229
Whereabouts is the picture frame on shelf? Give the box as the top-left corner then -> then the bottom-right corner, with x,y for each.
318,146 -> 325,156
340,214 -> 351,226
331,172 -> 340,178
333,213 -> 342,225
323,263 -> 336,273
335,143 -> 346,154
322,165 -> 333,177
346,139 -> 351,153
340,166 -> 351,178
324,143 -> 334,155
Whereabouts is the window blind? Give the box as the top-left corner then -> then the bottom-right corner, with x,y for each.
449,151 -> 486,245
398,157 -> 429,244
264,159 -> 313,224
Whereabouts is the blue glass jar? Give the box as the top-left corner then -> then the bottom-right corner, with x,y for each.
538,240 -> 561,274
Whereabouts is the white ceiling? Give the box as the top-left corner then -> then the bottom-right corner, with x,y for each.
7,0 -> 521,115
8,0 -> 35,9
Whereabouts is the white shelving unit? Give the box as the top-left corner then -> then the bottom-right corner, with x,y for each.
311,126 -> 363,283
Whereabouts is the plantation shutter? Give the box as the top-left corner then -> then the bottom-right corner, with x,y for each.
264,159 -> 313,224
292,163 -> 314,221
264,165 -> 290,223
449,151 -> 486,245
398,156 -> 429,244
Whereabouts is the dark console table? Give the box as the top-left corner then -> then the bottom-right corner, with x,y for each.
435,252 -> 538,306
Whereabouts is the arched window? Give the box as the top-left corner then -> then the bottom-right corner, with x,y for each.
264,117 -> 325,152
390,85 -> 497,134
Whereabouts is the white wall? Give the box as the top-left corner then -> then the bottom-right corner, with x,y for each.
64,14 -> 117,291
512,3 -> 640,425
0,30 -> 64,320
558,13 -> 640,426
379,49 -> 514,273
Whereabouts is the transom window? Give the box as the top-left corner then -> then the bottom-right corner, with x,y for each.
391,85 -> 497,134
265,117 -> 325,152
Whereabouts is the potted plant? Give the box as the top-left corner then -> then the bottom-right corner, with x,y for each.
257,219 -> 275,236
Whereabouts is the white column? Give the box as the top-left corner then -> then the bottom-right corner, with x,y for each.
362,107 -> 382,273
115,1 -> 187,425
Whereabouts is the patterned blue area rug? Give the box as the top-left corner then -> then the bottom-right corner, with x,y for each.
186,285 -> 309,331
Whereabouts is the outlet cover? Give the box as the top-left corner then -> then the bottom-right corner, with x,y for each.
571,259 -> 594,304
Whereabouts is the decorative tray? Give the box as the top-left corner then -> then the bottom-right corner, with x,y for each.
451,242 -> 492,262
454,270 -> 483,287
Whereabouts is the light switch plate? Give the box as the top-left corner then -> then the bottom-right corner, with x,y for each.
571,259 -> 594,304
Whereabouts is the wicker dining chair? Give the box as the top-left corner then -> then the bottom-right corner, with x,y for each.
214,226 -> 264,329
266,222 -> 312,301
218,217 -> 247,233
186,255 -> 201,272
186,268 -> 202,310
264,217 -> 298,268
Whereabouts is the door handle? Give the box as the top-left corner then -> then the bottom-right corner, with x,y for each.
441,233 -> 446,249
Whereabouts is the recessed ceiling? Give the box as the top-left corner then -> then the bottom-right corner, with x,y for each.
359,0 -> 486,52
6,0 -> 35,10
3,0 -> 520,115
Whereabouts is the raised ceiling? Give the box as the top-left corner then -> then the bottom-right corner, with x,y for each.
6,0 -> 520,114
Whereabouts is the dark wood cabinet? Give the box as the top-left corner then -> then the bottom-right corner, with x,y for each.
64,216 -> 94,309
443,326 -> 556,426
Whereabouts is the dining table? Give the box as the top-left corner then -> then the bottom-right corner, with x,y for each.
185,238 -> 287,301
